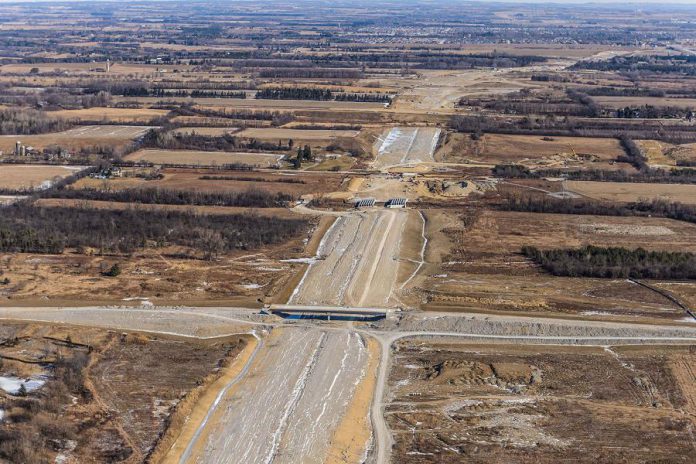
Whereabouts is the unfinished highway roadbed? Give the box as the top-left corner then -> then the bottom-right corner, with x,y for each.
372,127 -> 441,170
289,209 -> 410,308
187,327 -> 372,464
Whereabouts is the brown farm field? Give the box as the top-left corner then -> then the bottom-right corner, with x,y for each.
0,125 -> 152,152
594,95 -> 696,108
0,204 -> 315,305
0,164 -> 86,190
113,96 -> 386,111
47,107 -> 169,123
71,167 -> 346,197
237,128 -> 359,140
388,341 -> 696,464
171,126 -> 239,136
124,149 -> 284,167
437,133 -> 627,169
567,181 -> 696,204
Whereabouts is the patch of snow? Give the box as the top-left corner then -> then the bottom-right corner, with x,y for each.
0,375 -> 46,395
54,440 -> 77,464
242,283 -> 263,290
378,127 -> 403,155
281,257 -> 318,264
499,397 -> 536,405
581,311 -> 616,316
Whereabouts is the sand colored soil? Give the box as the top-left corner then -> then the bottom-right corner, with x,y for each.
154,335 -> 256,464
0,164 -> 85,190
48,107 -> 169,123
325,336 -> 379,464
567,180 -> 696,204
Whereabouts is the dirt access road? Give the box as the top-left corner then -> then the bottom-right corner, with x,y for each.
372,127 -> 441,170
289,209 -> 410,308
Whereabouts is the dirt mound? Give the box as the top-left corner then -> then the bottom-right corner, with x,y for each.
490,362 -> 536,384
424,179 -> 473,197
428,360 -> 493,384
427,360 -> 540,387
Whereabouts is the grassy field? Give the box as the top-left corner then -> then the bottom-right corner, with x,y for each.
459,210 -> 696,253
407,209 -> 696,321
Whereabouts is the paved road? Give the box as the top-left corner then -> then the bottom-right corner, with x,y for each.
289,209 -> 408,308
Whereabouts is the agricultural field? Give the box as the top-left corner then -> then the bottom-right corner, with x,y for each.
0,164 -> 85,190
438,133 -> 627,169
124,149 -> 284,167
0,125 -> 152,153
567,181 -> 696,204
171,127 -> 238,136
594,95 -> 696,109
72,168 -> 347,197
47,108 -> 169,123
237,128 -> 359,141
